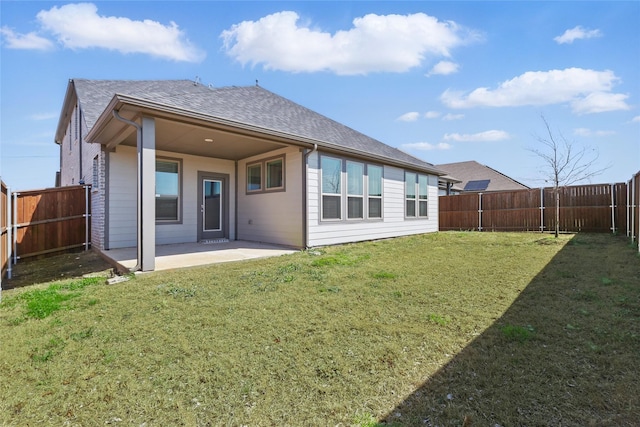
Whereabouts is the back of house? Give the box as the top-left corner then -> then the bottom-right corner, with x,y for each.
55,78 -> 445,270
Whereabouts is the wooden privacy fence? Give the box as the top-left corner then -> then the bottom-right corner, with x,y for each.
440,175 -> 640,247
1,185 -> 91,281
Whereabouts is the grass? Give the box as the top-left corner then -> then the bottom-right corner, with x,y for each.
1,232 -> 638,426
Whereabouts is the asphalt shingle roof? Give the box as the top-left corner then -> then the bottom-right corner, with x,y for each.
72,79 -> 442,173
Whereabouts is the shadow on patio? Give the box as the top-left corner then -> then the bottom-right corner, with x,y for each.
101,240 -> 298,273
381,234 -> 639,426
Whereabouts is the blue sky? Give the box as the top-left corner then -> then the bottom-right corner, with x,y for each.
1,1 -> 638,191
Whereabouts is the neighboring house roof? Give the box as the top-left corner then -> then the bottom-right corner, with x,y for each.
436,160 -> 530,192
61,79 -> 445,175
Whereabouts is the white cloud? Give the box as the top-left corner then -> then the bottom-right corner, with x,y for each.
571,91 -> 630,114
402,142 -> 452,151
428,60 -> 459,76
425,111 -> 441,119
573,128 -> 616,137
30,112 -> 58,121
442,113 -> 464,121
0,26 -> 53,50
632,116 -> 640,123
35,3 -> 204,62
440,68 -> 630,114
221,11 -> 481,75
397,112 -> 420,122
554,26 -> 602,44
443,130 -> 510,142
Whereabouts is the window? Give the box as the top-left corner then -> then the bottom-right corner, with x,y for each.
321,156 -> 383,221
156,159 -> 180,221
247,164 -> 262,192
418,175 -> 429,217
92,155 -> 99,190
368,165 -> 382,219
266,158 -> 284,189
246,156 -> 285,193
405,172 -> 417,217
347,161 -> 364,219
321,156 -> 342,220
405,172 -> 429,218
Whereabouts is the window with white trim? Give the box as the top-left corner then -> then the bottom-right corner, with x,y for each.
405,172 -> 429,218
418,174 -> 429,217
368,165 -> 382,219
347,161 -> 364,219
246,156 -> 285,193
321,156 -> 342,220
156,159 -> 181,221
321,155 -> 383,221
405,172 -> 417,218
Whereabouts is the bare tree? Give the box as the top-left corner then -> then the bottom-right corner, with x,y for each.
530,115 -> 609,237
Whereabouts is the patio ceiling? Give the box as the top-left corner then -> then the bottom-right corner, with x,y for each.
87,97 -> 302,160
117,116 -> 288,160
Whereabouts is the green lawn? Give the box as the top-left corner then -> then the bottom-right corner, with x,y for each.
1,232 -> 638,426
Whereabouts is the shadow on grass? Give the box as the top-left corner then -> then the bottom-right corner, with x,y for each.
381,234 -> 640,426
3,250 -> 113,290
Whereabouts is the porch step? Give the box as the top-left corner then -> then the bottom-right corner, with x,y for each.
200,238 -> 230,245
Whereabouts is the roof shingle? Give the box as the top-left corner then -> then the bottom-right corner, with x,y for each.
72,79 -> 443,173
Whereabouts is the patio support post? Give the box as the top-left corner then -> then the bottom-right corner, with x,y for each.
139,116 -> 156,271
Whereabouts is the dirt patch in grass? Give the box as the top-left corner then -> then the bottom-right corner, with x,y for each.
3,249 -> 114,289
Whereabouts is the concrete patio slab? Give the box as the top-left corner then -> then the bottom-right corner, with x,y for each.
100,240 -> 298,272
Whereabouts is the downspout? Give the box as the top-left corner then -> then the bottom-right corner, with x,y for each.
302,144 -> 318,248
112,110 -> 142,272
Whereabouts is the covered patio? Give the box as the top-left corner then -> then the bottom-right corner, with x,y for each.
100,240 -> 298,273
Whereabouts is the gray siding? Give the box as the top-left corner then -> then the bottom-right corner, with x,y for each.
307,151 -> 438,247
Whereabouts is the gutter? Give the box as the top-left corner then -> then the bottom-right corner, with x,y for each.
112,110 -> 142,272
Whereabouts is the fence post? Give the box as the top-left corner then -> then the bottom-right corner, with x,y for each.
478,192 -> 483,231
12,192 -> 18,265
625,179 -> 633,237
610,183 -> 615,234
633,178 -> 637,244
6,186 -> 11,280
85,185 -> 89,251
539,187 -> 544,233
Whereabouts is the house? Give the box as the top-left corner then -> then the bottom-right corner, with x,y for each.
55,79 -> 446,271
436,161 -> 529,195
